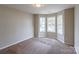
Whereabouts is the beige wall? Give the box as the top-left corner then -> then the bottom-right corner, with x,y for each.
64,8 -> 74,46
0,5 -> 34,49
57,8 -> 74,46
33,14 -> 39,37
47,32 -> 57,39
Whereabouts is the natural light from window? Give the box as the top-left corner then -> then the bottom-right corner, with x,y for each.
39,17 -> 46,32
57,14 -> 63,35
47,16 -> 56,32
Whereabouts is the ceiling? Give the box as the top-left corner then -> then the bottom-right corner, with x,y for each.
4,4 -> 75,14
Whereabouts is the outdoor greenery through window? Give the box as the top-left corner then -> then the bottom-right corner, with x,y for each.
39,17 -> 46,32
47,16 -> 56,32
57,14 -> 63,35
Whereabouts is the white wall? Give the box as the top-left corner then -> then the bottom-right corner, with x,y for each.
0,5 -> 34,49
75,5 -> 79,53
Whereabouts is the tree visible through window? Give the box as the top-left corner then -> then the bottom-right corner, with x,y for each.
39,17 -> 46,32
57,14 -> 63,35
47,17 -> 56,32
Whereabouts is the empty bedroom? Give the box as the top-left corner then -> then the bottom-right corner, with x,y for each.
0,4 -> 78,54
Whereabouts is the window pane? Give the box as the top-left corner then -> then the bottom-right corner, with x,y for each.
40,17 -> 46,32
47,17 -> 56,32
57,15 -> 63,35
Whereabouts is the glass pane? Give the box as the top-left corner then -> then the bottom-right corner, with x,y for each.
47,17 -> 56,32
39,17 -> 46,32
57,15 -> 63,35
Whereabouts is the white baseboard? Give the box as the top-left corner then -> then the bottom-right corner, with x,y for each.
0,36 -> 33,50
75,47 -> 79,54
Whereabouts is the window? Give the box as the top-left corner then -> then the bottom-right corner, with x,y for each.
57,14 -> 63,35
39,17 -> 46,32
47,16 -> 56,32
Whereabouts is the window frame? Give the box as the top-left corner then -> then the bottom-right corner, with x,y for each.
47,16 -> 56,32
39,16 -> 46,32
57,13 -> 64,35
